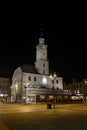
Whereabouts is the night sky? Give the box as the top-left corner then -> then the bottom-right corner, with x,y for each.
0,3 -> 86,83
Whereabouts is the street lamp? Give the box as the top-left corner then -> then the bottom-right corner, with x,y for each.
23,82 -> 29,104
50,72 -> 57,108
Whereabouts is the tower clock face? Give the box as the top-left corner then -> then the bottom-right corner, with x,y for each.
37,50 -> 46,60
37,45 -> 47,60
41,50 -> 46,59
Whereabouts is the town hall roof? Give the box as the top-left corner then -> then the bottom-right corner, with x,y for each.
20,64 -> 38,74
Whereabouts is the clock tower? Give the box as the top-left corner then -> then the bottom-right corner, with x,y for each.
35,36 -> 49,75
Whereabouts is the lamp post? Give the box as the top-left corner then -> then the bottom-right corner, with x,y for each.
50,72 -> 57,109
23,82 -> 29,104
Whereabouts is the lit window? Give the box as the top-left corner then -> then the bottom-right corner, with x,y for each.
84,80 -> 87,84
42,77 -> 47,84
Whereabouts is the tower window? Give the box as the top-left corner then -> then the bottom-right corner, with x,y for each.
43,64 -> 45,67
28,76 -> 31,81
43,71 -> 45,74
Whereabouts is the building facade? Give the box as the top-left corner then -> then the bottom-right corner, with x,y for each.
0,77 -> 11,102
11,36 -> 70,103
63,79 -> 87,101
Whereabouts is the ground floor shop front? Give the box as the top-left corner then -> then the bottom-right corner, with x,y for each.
11,88 -> 86,103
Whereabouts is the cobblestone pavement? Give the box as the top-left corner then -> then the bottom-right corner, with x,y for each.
0,103 -> 48,114
0,103 -> 87,130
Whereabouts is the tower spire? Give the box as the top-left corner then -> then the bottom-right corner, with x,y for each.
40,25 -> 43,38
39,24 -> 45,44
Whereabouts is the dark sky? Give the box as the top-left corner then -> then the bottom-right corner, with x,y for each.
0,3 -> 87,83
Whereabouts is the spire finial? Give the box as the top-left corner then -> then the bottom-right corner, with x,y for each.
40,25 -> 43,38
39,24 -> 45,44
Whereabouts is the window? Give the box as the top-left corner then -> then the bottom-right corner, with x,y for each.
34,77 -> 36,81
56,80 -> 58,84
76,86 -> 78,89
28,76 -> 31,81
43,71 -> 45,74
80,85 -> 81,88
43,64 -> 45,67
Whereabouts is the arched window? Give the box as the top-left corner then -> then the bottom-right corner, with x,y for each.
56,80 -> 58,84
28,76 -> 31,81
43,63 -> 45,67
34,77 -> 36,82
43,71 -> 45,74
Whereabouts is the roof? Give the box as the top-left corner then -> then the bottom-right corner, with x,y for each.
20,64 -> 38,74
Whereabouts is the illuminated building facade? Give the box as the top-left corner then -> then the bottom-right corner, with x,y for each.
63,79 -> 87,101
11,36 -> 70,103
0,77 -> 11,102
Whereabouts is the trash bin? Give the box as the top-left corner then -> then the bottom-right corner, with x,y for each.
47,103 -> 52,109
